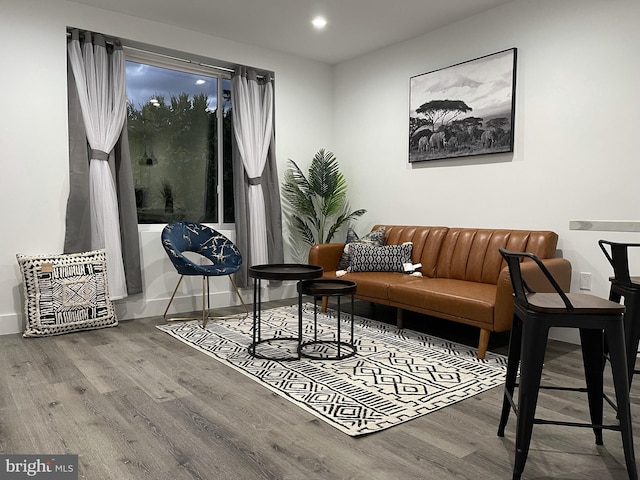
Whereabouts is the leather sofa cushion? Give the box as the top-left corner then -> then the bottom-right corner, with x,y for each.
435,228 -> 554,284
389,277 -> 496,325
372,225 -> 559,283
327,271 -> 420,301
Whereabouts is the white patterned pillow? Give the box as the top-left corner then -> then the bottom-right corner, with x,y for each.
336,227 -> 386,271
16,249 -> 117,337
347,242 -> 413,273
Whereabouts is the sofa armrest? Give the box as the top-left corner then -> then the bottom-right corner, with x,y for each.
308,243 -> 345,272
494,257 -> 572,332
520,257 -> 572,293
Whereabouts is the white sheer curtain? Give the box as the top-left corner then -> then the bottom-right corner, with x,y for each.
231,68 -> 274,266
67,30 -> 128,300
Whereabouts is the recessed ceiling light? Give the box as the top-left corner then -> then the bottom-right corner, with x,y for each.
311,16 -> 327,30
195,79 -> 206,85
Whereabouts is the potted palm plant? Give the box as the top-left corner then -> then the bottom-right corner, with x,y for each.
282,149 -> 366,262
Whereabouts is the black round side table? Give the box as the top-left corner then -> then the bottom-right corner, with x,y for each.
297,279 -> 358,360
248,263 -> 323,361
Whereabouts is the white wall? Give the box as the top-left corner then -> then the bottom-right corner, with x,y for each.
332,0 -> 640,342
0,0 -> 333,334
2,0 -> 639,344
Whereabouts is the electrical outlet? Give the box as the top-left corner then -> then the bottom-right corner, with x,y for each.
579,272 -> 592,290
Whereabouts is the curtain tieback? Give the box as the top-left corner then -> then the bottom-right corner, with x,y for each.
90,149 -> 109,161
248,177 -> 262,186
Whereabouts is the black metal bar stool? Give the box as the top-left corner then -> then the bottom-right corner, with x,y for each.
497,248 -> 637,480
599,240 -> 640,388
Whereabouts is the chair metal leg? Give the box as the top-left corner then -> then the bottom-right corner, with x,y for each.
605,322 -> 638,480
163,275 -> 185,319
202,276 -> 208,328
202,275 -> 249,328
580,328 -> 604,445
623,295 -> 640,388
607,285 -> 640,389
165,275 -> 209,326
498,314 -> 522,437
164,274 -> 248,328
229,276 -> 249,318
203,275 -> 249,326
513,321 -> 549,480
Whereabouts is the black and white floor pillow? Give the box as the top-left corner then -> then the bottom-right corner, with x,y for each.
16,249 -> 117,337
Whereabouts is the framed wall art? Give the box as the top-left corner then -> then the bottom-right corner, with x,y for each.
409,48 -> 517,163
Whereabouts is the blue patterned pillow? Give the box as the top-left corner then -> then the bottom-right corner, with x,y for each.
336,227 -> 386,271
347,242 -> 413,273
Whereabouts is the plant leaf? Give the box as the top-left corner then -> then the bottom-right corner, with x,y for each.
324,208 -> 367,243
282,149 -> 366,247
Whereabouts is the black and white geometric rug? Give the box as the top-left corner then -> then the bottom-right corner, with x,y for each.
157,303 -> 507,436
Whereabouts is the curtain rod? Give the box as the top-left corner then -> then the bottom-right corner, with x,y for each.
66,28 -> 270,78
123,45 -> 235,74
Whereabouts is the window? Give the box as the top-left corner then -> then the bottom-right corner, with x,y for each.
125,52 -> 234,224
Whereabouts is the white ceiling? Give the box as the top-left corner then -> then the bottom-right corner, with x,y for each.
69,0 -> 513,64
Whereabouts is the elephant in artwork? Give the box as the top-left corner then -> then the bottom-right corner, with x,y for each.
417,135 -> 429,152
481,129 -> 495,148
446,136 -> 458,150
429,131 -> 446,152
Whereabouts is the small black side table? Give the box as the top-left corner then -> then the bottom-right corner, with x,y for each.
248,264 -> 323,360
297,279 -> 358,360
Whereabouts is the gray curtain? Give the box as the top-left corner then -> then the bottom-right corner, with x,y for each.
65,50 -> 143,295
233,126 -> 284,288
65,54 -> 91,253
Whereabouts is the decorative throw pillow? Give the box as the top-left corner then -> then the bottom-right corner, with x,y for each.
16,249 -> 117,337
347,242 -> 413,273
336,226 -> 386,271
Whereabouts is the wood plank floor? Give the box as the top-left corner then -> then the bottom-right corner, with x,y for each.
1,298 -> 639,479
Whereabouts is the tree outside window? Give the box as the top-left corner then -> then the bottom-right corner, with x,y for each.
125,61 -> 233,224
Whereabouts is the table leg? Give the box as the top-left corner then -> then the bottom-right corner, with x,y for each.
252,279 -> 257,348
251,278 -> 261,347
313,297 -> 318,341
298,282 -> 303,357
337,295 -> 342,358
351,294 -> 354,345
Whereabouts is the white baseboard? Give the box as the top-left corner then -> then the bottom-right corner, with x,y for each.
0,282 -> 300,337
115,282 -> 299,321
0,312 -> 22,336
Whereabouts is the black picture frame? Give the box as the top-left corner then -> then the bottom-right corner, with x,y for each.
409,48 -> 517,163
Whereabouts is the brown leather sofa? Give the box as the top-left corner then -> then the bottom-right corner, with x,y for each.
308,225 -> 571,359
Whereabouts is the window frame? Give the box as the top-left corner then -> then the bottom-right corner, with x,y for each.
123,46 -> 234,229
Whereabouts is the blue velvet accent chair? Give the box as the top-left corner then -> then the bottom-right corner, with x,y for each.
161,222 -> 247,328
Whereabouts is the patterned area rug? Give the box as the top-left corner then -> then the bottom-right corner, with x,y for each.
157,303 -> 507,436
